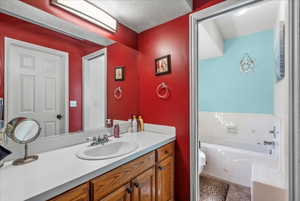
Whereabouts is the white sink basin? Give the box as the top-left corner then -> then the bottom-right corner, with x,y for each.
76,141 -> 139,160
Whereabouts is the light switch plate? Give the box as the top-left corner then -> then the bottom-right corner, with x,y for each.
70,100 -> 77,107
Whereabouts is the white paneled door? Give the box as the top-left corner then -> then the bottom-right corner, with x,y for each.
5,38 -> 68,137
83,49 -> 106,131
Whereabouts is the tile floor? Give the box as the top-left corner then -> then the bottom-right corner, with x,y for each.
200,176 -> 251,201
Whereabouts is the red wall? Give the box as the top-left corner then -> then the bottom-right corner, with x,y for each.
107,43 -> 139,120
194,0 -> 225,11
137,1 -> 224,201
20,0 -> 138,49
138,14 -> 190,201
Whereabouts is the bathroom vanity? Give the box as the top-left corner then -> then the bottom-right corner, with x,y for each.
0,131 -> 175,201
50,143 -> 174,201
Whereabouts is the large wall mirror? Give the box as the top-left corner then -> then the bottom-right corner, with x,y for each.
0,2 -> 139,138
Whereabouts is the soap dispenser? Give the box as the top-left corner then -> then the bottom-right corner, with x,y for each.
132,115 -> 138,132
138,115 -> 144,132
114,124 -> 120,138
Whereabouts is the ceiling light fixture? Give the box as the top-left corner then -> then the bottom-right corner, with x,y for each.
235,9 -> 247,17
51,0 -> 118,32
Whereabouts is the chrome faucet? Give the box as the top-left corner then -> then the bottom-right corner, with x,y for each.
263,140 -> 275,150
264,140 -> 276,155
87,135 -> 109,146
264,140 -> 275,146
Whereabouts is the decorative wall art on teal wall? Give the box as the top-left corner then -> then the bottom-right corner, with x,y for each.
199,30 -> 275,114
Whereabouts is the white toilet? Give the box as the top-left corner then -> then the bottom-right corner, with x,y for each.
198,150 -> 206,174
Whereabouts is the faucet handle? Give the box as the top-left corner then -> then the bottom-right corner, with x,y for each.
86,137 -> 97,146
264,140 -> 275,145
87,136 -> 97,142
103,135 -> 109,142
86,137 -> 93,142
263,140 -> 275,150
269,126 -> 277,138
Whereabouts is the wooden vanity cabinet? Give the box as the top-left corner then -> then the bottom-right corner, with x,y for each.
156,142 -> 175,201
48,183 -> 89,201
156,156 -> 174,201
90,152 -> 155,201
97,168 -> 156,201
99,183 -> 131,201
132,167 -> 156,201
48,142 -> 174,201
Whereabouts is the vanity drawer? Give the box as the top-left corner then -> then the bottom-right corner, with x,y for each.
91,151 -> 155,201
156,142 -> 174,162
48,183 -> 89,201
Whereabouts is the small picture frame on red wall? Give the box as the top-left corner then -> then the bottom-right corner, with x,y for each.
115,66 -> 125,81
155,55 -> 171,76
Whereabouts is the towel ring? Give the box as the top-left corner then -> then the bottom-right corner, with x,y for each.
114,87 -> 123,100
156,82 -> 170,99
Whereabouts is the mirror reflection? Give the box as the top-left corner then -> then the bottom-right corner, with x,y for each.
1,12 -> 139,137
14,119 -> 40,142
6,117 -> 41,143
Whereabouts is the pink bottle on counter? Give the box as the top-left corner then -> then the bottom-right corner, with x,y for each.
114,124 -> 120,138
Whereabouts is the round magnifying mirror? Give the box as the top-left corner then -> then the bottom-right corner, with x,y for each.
5,117 -> 41,165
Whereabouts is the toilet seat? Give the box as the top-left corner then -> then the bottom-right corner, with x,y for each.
198,150 -> 206,174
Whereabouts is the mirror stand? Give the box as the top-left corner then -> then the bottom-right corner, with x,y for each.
5,117 -> 41,166
12,143 -> 38,166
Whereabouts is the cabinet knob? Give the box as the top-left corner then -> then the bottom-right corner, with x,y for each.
158,166 -> 165,170
164,150 -> 169,154
126,187 -> 133,193
133,182 -> 139,188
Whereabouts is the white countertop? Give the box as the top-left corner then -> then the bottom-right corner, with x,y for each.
0,132 -> 176,201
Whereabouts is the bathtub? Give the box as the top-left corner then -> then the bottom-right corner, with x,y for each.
200,136 -> 274,154
201,142 -> 278,187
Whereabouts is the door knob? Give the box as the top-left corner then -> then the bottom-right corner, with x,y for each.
56,114 -> 63,120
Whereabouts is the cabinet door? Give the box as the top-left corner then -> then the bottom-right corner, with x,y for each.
156,156 -> 174,201
99,184 -> 131,201
132,168 -> 156,201
91,152 -> 155,201
48,183 -> 89,201
156,142 -> 174,162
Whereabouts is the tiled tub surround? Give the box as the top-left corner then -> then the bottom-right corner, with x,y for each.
199,112 -> 287,200
0,125 -> 175,201
199,112 -> 280,154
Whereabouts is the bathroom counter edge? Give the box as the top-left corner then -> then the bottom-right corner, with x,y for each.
0,131 -> 176,201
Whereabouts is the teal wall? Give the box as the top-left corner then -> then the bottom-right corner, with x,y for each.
199,30 -> 275,114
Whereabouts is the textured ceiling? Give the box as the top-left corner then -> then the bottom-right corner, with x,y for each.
214,1 -> 280,39
89,0 -> 192,33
